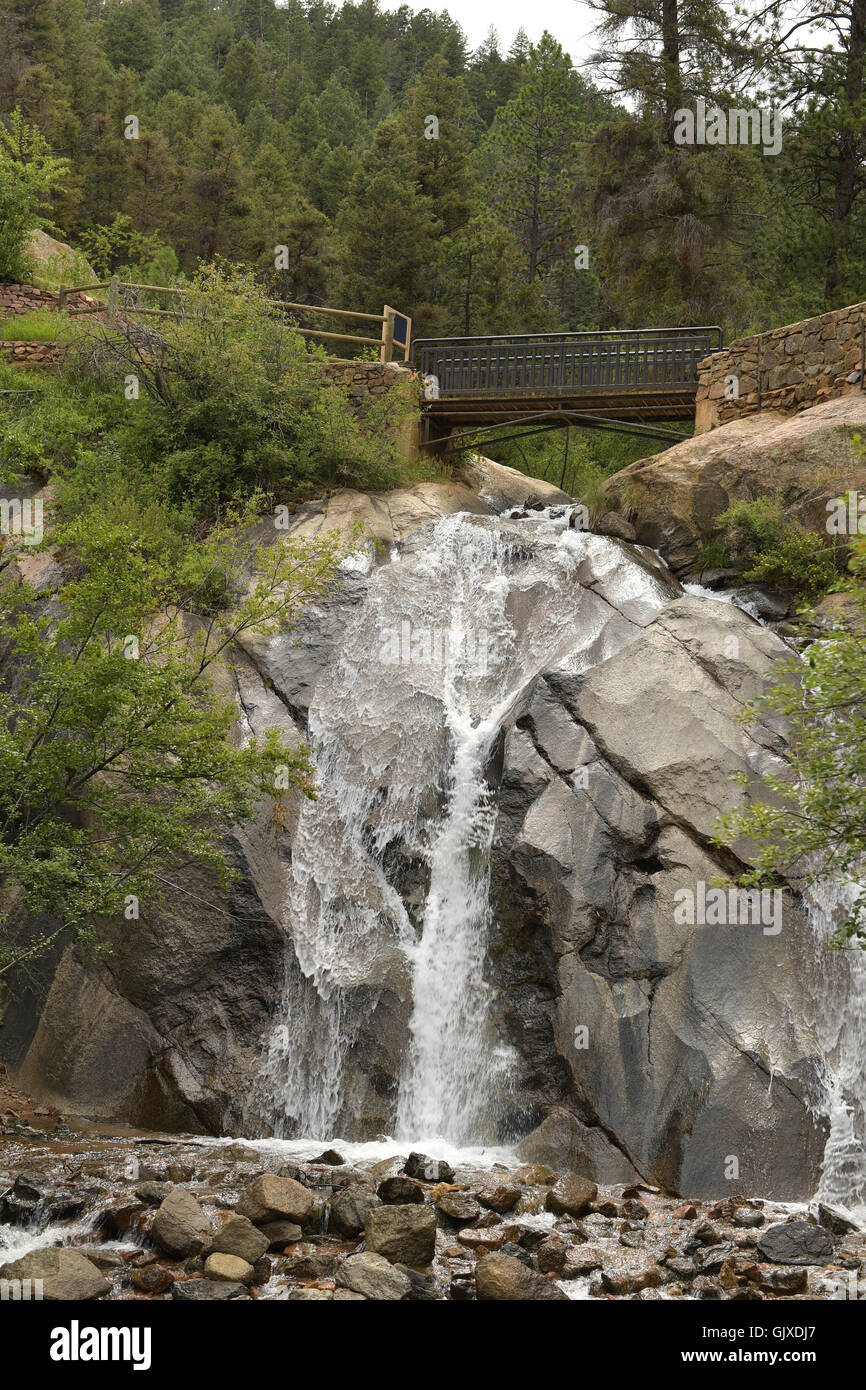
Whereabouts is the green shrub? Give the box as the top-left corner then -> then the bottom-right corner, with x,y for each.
0,110 -> 70,282
713,497 -> 839,597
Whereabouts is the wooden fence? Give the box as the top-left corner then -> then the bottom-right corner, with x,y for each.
57,279 -> 412,363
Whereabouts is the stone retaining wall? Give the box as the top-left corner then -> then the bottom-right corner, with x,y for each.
696,301 -> 866,431
0,340 -> 65,366
0,283 -> 100,317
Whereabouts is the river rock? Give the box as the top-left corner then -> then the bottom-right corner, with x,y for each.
756,1221 -> 835,1265
204,1252 -> 254,1284
377,1175 -> 426,1204
336,1252 -> 412,1300
475,1182 -> 521,1213
258,1220 -> 303,1250
152,1188 -> 211,1257
171,1278 -> 249,1300
364,1203 -> 437,1265
434,1191 -> 482,1223
206,1214 -> 269,1264
475,1252 -> 569,1301
330,1183 -> 382,1237
545,1175 -> 598,1218
403,1153 -> 454,1183
236,1173 -> 313,1226
131,1264 -> 175,1294
0,1248 -> 110,1300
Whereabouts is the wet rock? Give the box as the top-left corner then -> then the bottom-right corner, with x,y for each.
499,1241 -> 533,1265
364,1204 -> 437,1266
598,1250 -> 661,1295
434,1190 -> 482,1223
276,1249 -> 338,1280
545,1175 -> 598,1219
394,1263 -> 440,1300
236,1173 -> 314,1227
330,1183 -> 382,1237
672,1204 -> 698,1220
333,1288 -> 366,1301
251,1256 -> 271,1286
693,1220 -> 722,1245
476,1182 -> 521,1213
692,1276 -> 725,1300
732,1206 -> 765,1229
171,1278 -> 249,1301
0,1248 -> 110,1301
756,1221 -> 834,1266
536,1235 -> 568,1274
501,1223 -> 547,1251
816,1203 -> 860,1236
457,1226 -> 506,1251
135,1181 -> 173,1206
403,1153 -> 454,1183
563,1246 -> 603,1278
0,1171 -> 86,1224
258,1220 -> 303,1250
152,1188 -> 211,1257
622,1199 -> 649,1221
758,1266 -> 809,1294
289,1288 -> 333,1300
377,1175 -> 425,1205
475,1252 -> 569,1301
165,1163 -> 194,1184
131,1264 -> 174,1295
515,1109 -> 639,1184
206,1214 -> 269,1265
693,1243 -> 737,1275
313,1149 -> 345,1166
336,1252 -> 411,1301
204,1252 -> 254,1285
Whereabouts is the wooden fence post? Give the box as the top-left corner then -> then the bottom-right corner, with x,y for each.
380,305 -> 395,363
107,275 -> 119,328
58,285 -> 67,312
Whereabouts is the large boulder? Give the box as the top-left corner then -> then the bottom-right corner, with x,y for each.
0,1248 -> 110,1300
364,1204 -> 437,1266
600,395 -> 866,571
206,1214 -> 268,1265
152,1188 -> 211,1257
491,595 -> 828,1199
236,1174 -> 313,1227
756,1221 -> 834,1266
475,1252 -> 569,1301
335,1252 -> 411,1301
329,1184 -> 382,1238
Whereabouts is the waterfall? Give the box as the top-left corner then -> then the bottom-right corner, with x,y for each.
806,882 -> 866,1218
257,508 -> 675,1143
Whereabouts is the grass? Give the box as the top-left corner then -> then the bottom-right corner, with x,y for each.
0,309 -> 80,343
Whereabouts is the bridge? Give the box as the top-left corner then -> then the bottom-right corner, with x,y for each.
412,326 -> 724,451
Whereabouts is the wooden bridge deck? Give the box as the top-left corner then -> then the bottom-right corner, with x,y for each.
412,327 -> 723,443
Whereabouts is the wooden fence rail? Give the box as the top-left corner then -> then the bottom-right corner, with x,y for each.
57,279 -> 412,362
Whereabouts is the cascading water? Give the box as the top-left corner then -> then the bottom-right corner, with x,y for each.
806,882 -> 866,1219
257,507 -> 675,1143
254,501 -> 866,1211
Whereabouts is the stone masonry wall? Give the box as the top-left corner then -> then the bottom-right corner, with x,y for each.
695,301 -> 866,432
0,284 -> 100,316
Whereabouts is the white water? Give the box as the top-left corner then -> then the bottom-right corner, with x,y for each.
258,508 -> 674,1143
255,504 -> 866,1214
807,882 -> 866,1220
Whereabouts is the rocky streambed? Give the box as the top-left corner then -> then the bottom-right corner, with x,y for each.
1,1109 -> 862,1302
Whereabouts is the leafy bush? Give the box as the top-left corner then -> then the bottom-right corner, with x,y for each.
713,497 -> 839,597
67,263 -> 428,514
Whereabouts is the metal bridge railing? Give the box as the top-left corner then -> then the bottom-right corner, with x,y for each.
412,327 -> 724,399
